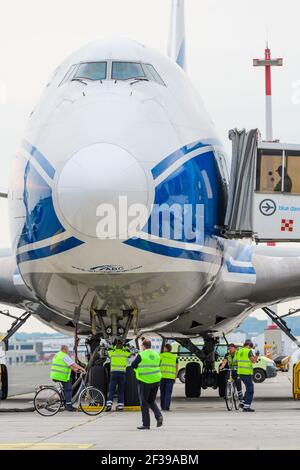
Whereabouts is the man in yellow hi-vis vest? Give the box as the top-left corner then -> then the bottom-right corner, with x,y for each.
159,343 -> 178,411
106,340 -> 131,412
50,345 -> 85,411
131,338 -> 163,430
219,343 -> 243,403
236,339 -> 259,412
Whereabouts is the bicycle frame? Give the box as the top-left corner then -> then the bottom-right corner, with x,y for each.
34,372 -> 105,417
222,367 -> 240,411
37,373 -> 86,406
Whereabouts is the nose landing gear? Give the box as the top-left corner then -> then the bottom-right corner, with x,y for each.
84,308 -> 140,407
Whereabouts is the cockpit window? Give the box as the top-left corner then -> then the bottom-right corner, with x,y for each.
142,64 -> 165,86
59,60 -> 165,87
59,64 -> 77,86
112,62 -> 145,80
74,62 -> 107,81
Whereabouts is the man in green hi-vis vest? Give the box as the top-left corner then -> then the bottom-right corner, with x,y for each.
159,343 -> 178,411
132,338 -> 163,430
50,345 -> 86,411
236,339 -> 259,412
219,343 -> 243,403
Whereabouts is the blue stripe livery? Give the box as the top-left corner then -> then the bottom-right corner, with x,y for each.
124,238 -> 218,263
176,40 -> 186,69
151,138 -> 221,180
225,261 -> 256,275
17,237 -> 84,264
146,150 -> 226,242
22,140 -> 55,179
18,160 -> 65,248
125,139 -> 227,262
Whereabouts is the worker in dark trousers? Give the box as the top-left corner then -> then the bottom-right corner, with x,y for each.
219,343 -> 243,403
131,338 -> 163,430
106,340 -> 131,412
50,345 -> 86,411
236,339 -> 259,412
159,343 -> 178,411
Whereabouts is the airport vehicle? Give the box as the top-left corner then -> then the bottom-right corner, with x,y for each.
223,368 -> 239,411
34,373 -> 105,416
0,0 -> 300,401
274,355 -> 290,372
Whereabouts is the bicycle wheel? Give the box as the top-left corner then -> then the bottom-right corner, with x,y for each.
79,386 -> 106,416
232,384 -> 239,410
34,387 -> 62,416
225,382 -> 233,411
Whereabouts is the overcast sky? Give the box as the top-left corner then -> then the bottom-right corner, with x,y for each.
1,0 -> 300,332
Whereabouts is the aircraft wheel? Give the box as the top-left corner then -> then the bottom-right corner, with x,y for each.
124,367 -> 140,406
0,364 -> 8,400
185,362 -> 201,398
218,369 -> 227,397
89,364 -> 108,398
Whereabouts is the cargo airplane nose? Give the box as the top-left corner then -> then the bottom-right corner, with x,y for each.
57,143 -> 149,239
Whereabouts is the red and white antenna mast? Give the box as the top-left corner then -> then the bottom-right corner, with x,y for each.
253,45 -> 283,141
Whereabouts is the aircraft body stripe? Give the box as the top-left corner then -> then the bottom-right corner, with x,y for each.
17,237 -> 84,264
225,260 -> 256,275
21,140 -> 55,179
151,138 -> 222,180
124,237 -> 219,263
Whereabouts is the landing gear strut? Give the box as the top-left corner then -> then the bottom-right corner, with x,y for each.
176,336 -> 219,398
84,308 -> 139,406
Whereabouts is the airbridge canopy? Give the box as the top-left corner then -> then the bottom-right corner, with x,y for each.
225,129 -> 300,242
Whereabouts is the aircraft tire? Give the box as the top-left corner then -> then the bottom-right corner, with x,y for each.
185,362 -> 201,398
218,369 -> 227,397
0,364 -> 8,400
124,366 -> 140,406
89,364 -> 108,398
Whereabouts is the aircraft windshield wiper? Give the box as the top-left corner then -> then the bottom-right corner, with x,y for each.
130,77 -> 149,85
71,78 -> 88,85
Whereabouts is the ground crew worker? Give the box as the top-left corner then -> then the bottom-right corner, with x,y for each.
219,343 -> 243,403
159,343 -> 178,411
236,339 -> 259,412
106,339 -> 131,412
131,338 -> 163,430
50,345 -> 86,412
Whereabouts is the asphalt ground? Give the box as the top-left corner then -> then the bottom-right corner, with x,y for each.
0,368 -> 298,450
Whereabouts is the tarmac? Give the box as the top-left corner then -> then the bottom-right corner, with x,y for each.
0,367 -> 299,450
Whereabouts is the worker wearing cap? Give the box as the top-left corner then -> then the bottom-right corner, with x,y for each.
50,345 -> 86,412
159,343 -> 178,411
236,339 -> 259,412
106,339 -> 131,412
219,343 -> 243,403
131,338 -> 163,430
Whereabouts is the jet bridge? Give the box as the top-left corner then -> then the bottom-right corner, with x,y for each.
225,129 -> 300,242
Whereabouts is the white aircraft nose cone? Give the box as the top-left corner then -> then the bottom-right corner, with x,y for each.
57,143 -> 149,238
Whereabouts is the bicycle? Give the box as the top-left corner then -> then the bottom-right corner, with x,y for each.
34,372 -> 106,417
222,368 -> 240,411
